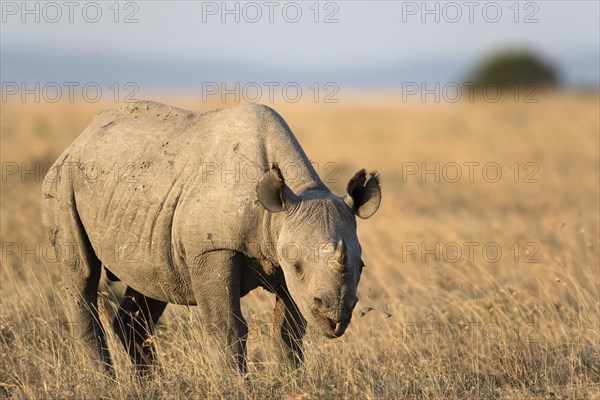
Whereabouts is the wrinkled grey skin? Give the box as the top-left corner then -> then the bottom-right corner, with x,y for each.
41,101 -> 381,374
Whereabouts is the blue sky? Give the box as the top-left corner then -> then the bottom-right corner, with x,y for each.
1,1 -> 599,93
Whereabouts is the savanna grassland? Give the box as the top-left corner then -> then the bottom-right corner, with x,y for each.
1,94 -> 599,399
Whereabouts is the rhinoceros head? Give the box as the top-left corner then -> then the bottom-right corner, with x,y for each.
257,166 -> 381,338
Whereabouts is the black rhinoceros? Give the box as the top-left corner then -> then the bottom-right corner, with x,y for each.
42,101 -> 381,374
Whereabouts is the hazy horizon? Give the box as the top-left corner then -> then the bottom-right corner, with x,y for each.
2,0 -> 599,95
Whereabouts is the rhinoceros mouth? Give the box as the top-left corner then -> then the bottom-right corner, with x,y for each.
311,309 -> 350,338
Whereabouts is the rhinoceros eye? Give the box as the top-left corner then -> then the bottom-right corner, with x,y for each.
294,262 -> 303,275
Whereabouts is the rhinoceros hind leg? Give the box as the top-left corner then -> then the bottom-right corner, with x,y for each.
112,286 -> 167,373
53,201 -> 113,374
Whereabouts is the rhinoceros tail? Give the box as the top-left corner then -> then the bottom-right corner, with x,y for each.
104,268 -> 121,282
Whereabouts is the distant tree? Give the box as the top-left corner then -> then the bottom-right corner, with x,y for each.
467,50 -> 559,88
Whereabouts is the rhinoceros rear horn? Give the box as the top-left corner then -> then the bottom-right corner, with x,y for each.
257,165 -> 287,213
329,239 -> 347,273
344,169 -> 381,219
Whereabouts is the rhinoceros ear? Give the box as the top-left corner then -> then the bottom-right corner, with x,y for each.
344,169 -> 381,219
257,165 -> 287,213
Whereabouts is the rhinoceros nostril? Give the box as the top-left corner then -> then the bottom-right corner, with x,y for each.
327,317 -> 337,331
313,297 -> 323,308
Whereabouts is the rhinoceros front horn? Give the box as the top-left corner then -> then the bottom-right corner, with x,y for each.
329,239 -> 347,273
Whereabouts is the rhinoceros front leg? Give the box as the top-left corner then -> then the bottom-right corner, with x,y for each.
190,250 -> 248,373
274,285 -> 306,368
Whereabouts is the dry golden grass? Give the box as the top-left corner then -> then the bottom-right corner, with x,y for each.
1,94 -> 599,399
